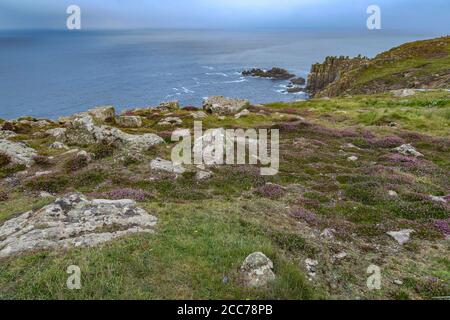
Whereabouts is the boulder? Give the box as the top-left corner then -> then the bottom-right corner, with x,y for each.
196,170 -> 213,181
45,127 -> 67,139
234,109 -> 250,119
387,229 -> 414,245
203,96 -> 249,115
0,193 -> 157,258
116,116 -> 143,128
191,111 -> 207,119
157,101 -> 180,111
58,115 -> 163,151
158,117 -> 183,126
49,141 -> 69,150
393,144 -> 423,157
0,139 -> 37,167
0,130 -> 17,139
305,258 -> 319,278
392,89 -> 416,97
240,252 -> 275,288
87,106 -> 115,122
150,157 -> 186,174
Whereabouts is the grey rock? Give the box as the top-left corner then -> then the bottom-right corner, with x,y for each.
49,141 -> 69,150
59,115 -> 163,151
150,157 -> 186,174
116,116 -> 143,128
203,96 -> 249,115
196,170 -> 213,181
158,117 -> 183,126
0,193 -> 157,258
240,252 -> 275,288
393,144 -> 423,157
234,109 -> 250,119
191,111 -> 207,119
157,101 -> 180,111
387,229 -> 414,245
0,131 -> 17,139
392,89 -> 416,97
0,139 -> 37,167
305,258 -> 319,278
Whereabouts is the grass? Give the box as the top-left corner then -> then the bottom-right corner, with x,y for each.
0,200 -> 319,300
0,90 -> 449,300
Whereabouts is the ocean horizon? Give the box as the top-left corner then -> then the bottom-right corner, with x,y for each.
0,28 -> 442,119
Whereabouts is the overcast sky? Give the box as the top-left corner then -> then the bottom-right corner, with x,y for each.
0,0 -> 449,32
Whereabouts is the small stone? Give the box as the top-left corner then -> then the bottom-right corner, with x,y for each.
39,191 -> 53,198
321,228 -> 336,238
234,109 -> 250,119
305,258 -> 318,277
240,252 -> 275,288
50,141 -> 68,150
334,252 -> 347,260
116,116 -> 143,128
87,106 -> 115,122
393,144 -> 423,157
388,190 -> 398,197
35,171 -> 53,177
429,195 -> 446,204
347,156 -> 358,162
394,279 -> 403,285
191,111 -> 207,119
392,89 -> 415,97
150,157 -> 186,174
387,229 -> 414,245
158,117 -> 183,126
196,170 -> 213,181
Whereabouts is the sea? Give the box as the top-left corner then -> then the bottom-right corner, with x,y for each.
0,29 -> 441,119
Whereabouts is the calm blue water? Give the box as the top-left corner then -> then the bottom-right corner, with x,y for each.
0,29 -> 440,119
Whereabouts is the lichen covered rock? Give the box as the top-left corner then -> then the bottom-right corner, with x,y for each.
0,193 -> 157,258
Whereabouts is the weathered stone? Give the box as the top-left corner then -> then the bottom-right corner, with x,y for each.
393,144 -> 424,157
45,128 -> 67,139
158,117 -> 183,126
347,155 -> 358,162
0,139 -> 37,167
49,141 -> 69,150
116,116 -> 143,128
87,106 -> 115,122
203,96 -> 249,115
196,170 -> 213,181
388,190 -> 398,197
240,252 -> 275,288
157,101 -> 180,111
0,193 -> 157,258
191,111 -> 207,119
387,229 -> 414,245
234,109 -> 250,119
392,89 -> 416,97
150,157 -> 186,174
0,130 -> 17,139
305,258 -> 319,278
58,115 -> 163,151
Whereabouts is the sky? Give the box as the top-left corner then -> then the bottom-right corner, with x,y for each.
0,0 -> 449,32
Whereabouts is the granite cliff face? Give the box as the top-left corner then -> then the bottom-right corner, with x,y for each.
305,56 -> 368,97
306,36 -> 450,97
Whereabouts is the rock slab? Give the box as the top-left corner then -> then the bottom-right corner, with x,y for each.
0,193 -> 157,258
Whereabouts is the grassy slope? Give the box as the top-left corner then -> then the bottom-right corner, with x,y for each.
0,90 -> 449,300
318,36 -> 450,97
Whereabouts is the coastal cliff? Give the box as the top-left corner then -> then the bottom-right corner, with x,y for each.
307,36 -> 450,97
